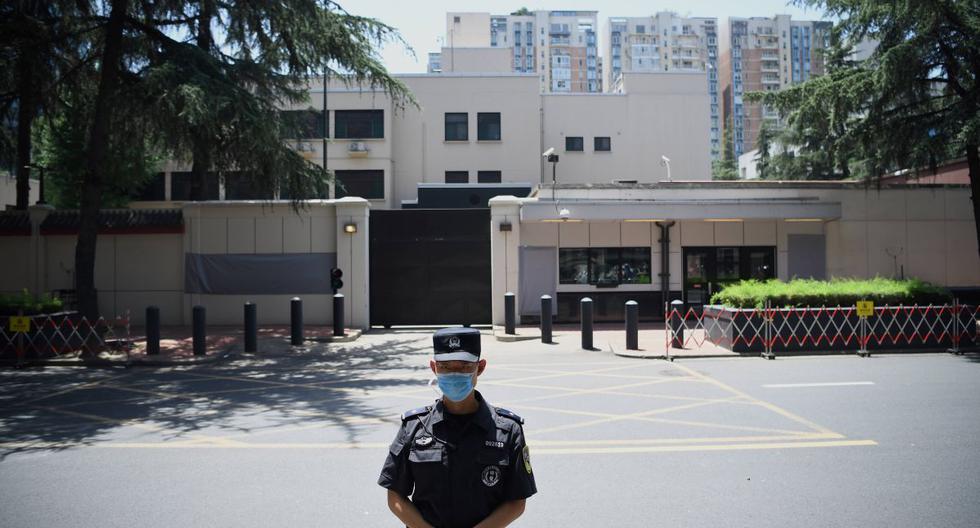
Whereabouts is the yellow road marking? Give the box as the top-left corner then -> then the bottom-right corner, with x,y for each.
17,372 -> 135,406
532,439 -> 878,455
532,397 -> 740,435
669,361 -> 837,435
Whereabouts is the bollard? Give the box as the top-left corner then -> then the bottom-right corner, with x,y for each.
192,305 -> 206,356
540,295 -> 553,344
670,299 -> 684,348
626,300 -> 639,350
581,297 -> 593,350
244,302 -> 257,353
290,297 -> 303,346
333,294 -> 345,337
504,292 -> 516,335
146,305 -> 160,356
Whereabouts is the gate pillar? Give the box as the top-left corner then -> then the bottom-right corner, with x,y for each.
489,196 -> 524,327
335,197 -> 370,330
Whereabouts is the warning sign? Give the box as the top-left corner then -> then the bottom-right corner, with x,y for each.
856,301 -> 874,318
9,316 -> 30,333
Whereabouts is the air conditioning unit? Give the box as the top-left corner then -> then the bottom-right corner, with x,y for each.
347,141 -> 369,158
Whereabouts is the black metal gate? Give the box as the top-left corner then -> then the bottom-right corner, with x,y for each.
369,209 -> 491,326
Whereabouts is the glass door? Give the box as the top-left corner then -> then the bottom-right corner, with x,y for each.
683,246 -> 776,305
684,249 -> 711,305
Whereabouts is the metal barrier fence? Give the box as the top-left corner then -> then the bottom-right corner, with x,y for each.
667,301 -> 980,358
0,311 -> 132,362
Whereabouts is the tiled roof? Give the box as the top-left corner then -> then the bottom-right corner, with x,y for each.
0,211 -> 31,236
40,209 -> 184,235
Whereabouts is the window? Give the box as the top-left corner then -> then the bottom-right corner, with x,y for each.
565,136 -> 584,151
445,171 -> 468,183
559,248 -> 652,285
225,172 -> 275,200
280,110 -> 325,139
477,112 -> 501,141
170,171 -> 219,201
477,170 -> 501,183
594,136 -> 611,151
335,110 -> 383,139
445,113 -> 468,141
335,170 -> 384,199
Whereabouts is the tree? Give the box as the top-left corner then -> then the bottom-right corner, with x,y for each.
712,114 -> 739,179
755,121 -> 774,179
752,1 -> 980,258
511,8 -> 532,16
35,0 -> 415,317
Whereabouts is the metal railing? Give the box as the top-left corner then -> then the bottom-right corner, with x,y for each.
667,301 -> 979,358
1,311 -> 131,362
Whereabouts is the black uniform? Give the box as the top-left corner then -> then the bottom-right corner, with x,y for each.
378,391 -> 537,528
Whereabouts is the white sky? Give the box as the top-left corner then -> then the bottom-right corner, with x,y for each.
350,1 -> 827,74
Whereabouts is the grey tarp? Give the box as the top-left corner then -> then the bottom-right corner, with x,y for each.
519,246 -> 557,316
184,253 -> 337,294
787,234 -> 826,280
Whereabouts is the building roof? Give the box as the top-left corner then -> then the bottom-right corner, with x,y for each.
40,209 -> 184,235
0,211 -> 30,236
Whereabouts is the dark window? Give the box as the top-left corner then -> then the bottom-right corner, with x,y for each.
445,171 -> 469,183
594,136 -> 611,151
335,110 -> 383,139
682,246 -> 776,304
565,136 -> 584,151
170,171 -> 220,201
477,171 -> 502,183
477,112 -> 501,140
559,247 -> 651,285
445,113 -> 468,141
280,110 -> 325,139
335,170 -> 384,199
131,172 -> 166,201
224,172 -> 275,200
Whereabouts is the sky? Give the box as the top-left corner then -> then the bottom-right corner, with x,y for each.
349,1 -> 828,74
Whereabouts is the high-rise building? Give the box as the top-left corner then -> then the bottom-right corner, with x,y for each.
437,10 -> 600,93
604,13 -> 720,158
718,15 -> 832,157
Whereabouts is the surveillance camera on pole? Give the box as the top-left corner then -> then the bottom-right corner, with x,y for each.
660,155 -> 672,182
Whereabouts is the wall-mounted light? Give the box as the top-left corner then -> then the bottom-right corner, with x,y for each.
499,221 -> 512,232
344,222 -> 357,234
784,218 -> 824,222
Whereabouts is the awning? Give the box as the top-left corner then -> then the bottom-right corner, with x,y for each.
520,199 -> 841,222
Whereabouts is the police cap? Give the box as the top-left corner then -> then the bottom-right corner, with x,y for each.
432,327 -> 481,362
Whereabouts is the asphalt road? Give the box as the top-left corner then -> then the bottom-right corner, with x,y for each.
1,331 -> 978,527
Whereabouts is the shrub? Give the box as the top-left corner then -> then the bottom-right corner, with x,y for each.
710,278 -> 953,309
0,290 -> 65,316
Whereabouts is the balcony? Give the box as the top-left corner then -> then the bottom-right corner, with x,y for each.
347,141 -> 370,158
761,76 -> 781,85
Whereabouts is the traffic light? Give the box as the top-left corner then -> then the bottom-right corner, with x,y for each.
330,267 -> 344,292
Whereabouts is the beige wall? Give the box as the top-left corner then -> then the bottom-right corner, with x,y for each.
542,72 -> 712,184
447,13 -> 493,48
1,174 -> 39,209
440,47 -> 513,73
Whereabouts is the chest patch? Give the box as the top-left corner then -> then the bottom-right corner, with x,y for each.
481,465 -> 501,487
414,435 -> 433,447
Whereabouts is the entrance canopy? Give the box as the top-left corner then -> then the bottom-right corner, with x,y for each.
519,198 -> 841,222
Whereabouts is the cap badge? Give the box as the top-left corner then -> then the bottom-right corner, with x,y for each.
447,336 -> 461,349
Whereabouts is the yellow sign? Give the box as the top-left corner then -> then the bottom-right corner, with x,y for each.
856,301 -> 874,318
9,316 -> 31,333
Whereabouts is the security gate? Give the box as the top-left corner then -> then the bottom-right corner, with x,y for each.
369,209 -> 491,326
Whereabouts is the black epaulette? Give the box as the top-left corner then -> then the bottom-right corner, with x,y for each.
495,407 -> 524,424
401,406 -> 432,422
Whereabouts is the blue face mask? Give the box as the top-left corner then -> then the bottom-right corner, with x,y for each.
435,372 -> 475,402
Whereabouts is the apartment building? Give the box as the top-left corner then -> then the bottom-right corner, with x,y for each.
437,11 -> 601,93
718,15 -> 832,157
604,13 -> 720,159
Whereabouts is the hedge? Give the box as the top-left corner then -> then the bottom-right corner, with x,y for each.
0,290 -> 64,316
709,278 -> 953,309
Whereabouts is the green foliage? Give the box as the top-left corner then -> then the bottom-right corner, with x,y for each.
713,114 -> 739,180
710,278 -> 952,309
0,289 -> 64,315
755,121 -> 774,179
511,8 -> 532,16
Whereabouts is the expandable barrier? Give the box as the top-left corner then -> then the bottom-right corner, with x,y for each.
666,301 -> 979,358
0,311 -> 131,361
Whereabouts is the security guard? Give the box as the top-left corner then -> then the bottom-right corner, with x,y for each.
379,327 -> 536,528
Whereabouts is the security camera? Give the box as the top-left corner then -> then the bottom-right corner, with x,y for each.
542,147 -> 555,157
661,155 -> 671,164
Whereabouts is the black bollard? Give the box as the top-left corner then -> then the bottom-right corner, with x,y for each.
626,300 -> 639,350
333,294 -> 345,337
192,305 -> 206,356
146,306 -> 160,356
504,292 -> 516,335
290,297 -> 303,346
670,299 -> 685,348
540,295 -> 553,344
581,297 -> 593,350
244,302 -> 257,353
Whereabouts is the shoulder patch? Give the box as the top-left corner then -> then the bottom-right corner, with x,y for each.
495,407 -> 524,425
401,406 -> 431,422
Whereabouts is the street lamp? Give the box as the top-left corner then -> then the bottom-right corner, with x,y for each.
660,155 -> 671,182
23,162 -> 46,205
543,147 -> 562,217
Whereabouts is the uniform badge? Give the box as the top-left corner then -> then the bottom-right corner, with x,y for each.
481,465 -> 501,487
447,336 -> 461,349
523,445 -> 532,474
414,435 -> 433,447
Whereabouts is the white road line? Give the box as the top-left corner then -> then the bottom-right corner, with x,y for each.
763,382 -> 875,388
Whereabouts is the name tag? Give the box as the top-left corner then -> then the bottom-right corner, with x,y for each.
485,440 -> 504,448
